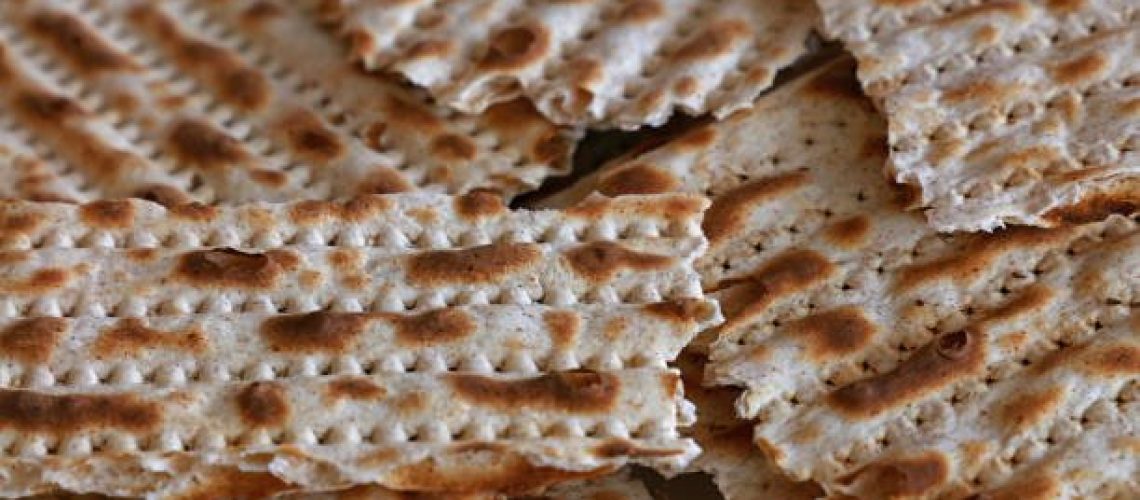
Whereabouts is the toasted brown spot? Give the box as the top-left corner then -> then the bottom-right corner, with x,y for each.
26,11 -> 138,76
978,284 -> 1055,327
598,164 -> 679,196
1080,344 -> 1140,376
394,392 -> 428,415
566,193 -> 705,221
704,172 -> 810,246
287,197 -> 393,225
129,5 -> 269,110
1051,52 -> 1109,86
359,166 -> 413,194
790,307 -> 877,361
406,243 -> 541,286
173,248 -> 298,289
838,452 -> 950,498
450,371 -> 619,413
715,249 -> 834,328
972,475 -> 1061,500
381,95 -> 443,132
0,251 -> 29,265
240,1 -> 285,26
805,60 -> 864,100
174,469 -> 293,500
1044,190 -> 1140,224
824,216 -> 871,248
0,212 -> 40,238
236,382 -> 290,428
166,118 -> 251,171
455,190 -> 507,220
567,57 -> 603,91
406,39 -> 454,60
325,377 -> 386,401
386,449 -> 609,494
430,134 -> 478,162
943,79 -> 1023,105
996,386 -> 1064,432
390,308 -> 476,347
617,0 -> 664,23
168,202 -> 218,221
673,20 -> 749,61
829,330 -> 985,418
672,126 -> 718,151
674,76 -> 699,97
79,200 -> 135,229
133,184 -> 193,207
275,109 -> 344,166
479,23 -> 551,71
14,90 -> 87,124
897,227 -> 1068,291
531,130 -> 573,165
543,310 -> 580,351
563,242 -> 673,282
327,248 -> 363,273
0,390 -> 160,433
1046,0 -> 1085,12
93,318 -> 207,358
0,318 -> 68,365
644,298 -> 716,325
260,312 -> 368,354
593,439 -> 683,459
0,268 -> 71,295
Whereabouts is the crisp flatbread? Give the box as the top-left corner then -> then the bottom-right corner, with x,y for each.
0,193 -> 716,497
542,59 -> 899,497
816,0 -> 1140,230
544,57 -> 1140,497
0,0 -> 575,203
324,0 -> 817,129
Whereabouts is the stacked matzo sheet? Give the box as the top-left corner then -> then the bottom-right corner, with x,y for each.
816,0 -> 1140,231
322,0 -> 818,130
0,193 -> 718,497
548,58 -> 1140,498
0,0 -> 576,204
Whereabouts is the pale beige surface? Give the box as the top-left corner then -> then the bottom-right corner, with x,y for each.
816,0 -> 1140,231
325,0 -> 816,130
0,0 -> 575,203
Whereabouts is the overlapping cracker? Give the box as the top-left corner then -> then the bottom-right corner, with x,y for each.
325,0 -> 817,129
0,0 -> 575,204
545,57 -> 1140,497
0,194 -> 716,497
542,60 -> 896,497
816,0 -> 1140,230
541,59 -> 924,290
711,213 -> 1140,498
